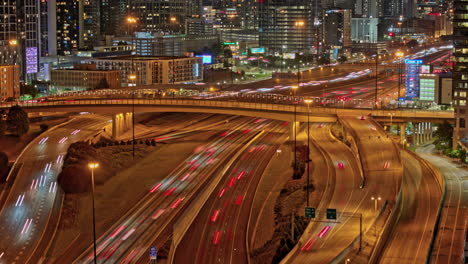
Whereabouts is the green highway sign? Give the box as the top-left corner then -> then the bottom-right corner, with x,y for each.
305,207 -> 315,218
223,42 -> 236,45
326,209 -> 337,220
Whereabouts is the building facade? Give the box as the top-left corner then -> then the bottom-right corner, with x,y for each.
352,18 -> 379,43
89,56 -> 203,85
258,0 -> 320,54
0,65 -> 20,101
323,9 -> 352,49
50,64 -> 121,92
453,0 -> 468,141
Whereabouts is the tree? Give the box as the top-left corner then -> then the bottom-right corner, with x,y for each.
406,39 -> 419,49
318,57 -> 330,65
434,121 -> 453,143
0,118 -> 5,136
20,83 -> 37,98
7,105 -> 29,136
0,151 -> 8,180
338,55 -> 348,63
95,78 -> 110,89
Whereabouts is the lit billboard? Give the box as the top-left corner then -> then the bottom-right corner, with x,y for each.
196,55 -> 213,64
251,48 -> 265,54
26,47 -> 38,74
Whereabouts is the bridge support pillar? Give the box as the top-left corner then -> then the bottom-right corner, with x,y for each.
112,113 -> 133,140
413,122 -> 420,146
124,112 -> 133,131
400,123 -> 407,145
289,121 -> 300,142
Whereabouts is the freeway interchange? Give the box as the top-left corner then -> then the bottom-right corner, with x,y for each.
0,45 -> 465,264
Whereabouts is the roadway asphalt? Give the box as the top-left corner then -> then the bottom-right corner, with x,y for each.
285,117 -> 403,263
173,120 -> 287,264
378,150 -> 442,263
416,144 -> 468,264
73,116 -> 273,263
0,114 -> 110,264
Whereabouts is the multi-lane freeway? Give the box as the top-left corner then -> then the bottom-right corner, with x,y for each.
0,115 -> 110,264
173,120 -> 287,264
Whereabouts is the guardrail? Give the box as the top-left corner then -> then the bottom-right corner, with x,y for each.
0,98 -> 454,121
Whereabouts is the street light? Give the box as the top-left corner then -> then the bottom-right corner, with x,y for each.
395,51 -> 405,108
170,17 -> 178,84
294,20 -> 305,89
292,85 -> 299,172
304,99 -> 312,206
9,39 -> 18,99
371,196 -> 382,212
128,74 -> 137,157
88,162 -> 99,264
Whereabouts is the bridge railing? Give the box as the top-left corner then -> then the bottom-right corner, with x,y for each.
0,97 -> 454,119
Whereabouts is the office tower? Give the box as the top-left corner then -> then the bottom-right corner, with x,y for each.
129,0 -> 199,34
80,0 -> 101,49
18,0 -> 40,80
57,0 -> 80,55
39,0 -> 57,57
453,0 -> 468,141
323,8 -> 352,49
355,0 -> 382,17
100,0 -> 127,37
258,0 -> 320,54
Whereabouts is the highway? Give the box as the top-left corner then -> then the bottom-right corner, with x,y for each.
378,150 -> 442,263
417,144 -> 467,264
0,114 -> 110,264
285,116 -> 403,263
73,117 -> 274,263
173,120 -> 287,264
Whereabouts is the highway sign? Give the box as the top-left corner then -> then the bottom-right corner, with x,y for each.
305,207 -> 315,218
149,247 -> 157,260
326,209 -> 337,220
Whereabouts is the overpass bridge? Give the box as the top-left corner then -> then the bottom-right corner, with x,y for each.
1,97 -> 453,142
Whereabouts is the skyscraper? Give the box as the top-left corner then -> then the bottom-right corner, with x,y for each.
18,0 -> 40,80
57,0 -> 80,55
129,0 -> 202,34
100,0 -> 127,37
453,0 -> 468,142
258,0 -> 320,54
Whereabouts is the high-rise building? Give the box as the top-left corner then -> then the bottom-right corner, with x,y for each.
323,8 -> 352,49
18,0 -> 40,81
129,0 -> 202,34
0,0 -> 19,66
0,65 -> 20,101
383,0 -> 417,18
80,0 -> 101,49
258,0 -> 320,54
355,0 -> 382,18
453,0 -> 468,142
57,0 -> 80,55
100,0 -> 127,37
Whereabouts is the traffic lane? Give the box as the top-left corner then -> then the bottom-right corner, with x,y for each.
379,151 -> 441,264
76,118 -> 268,263
292,124 -> 393,263
416,145 -> 468,263
85,122 -> 255,263
174,123 -> 284,264
0,115 -> 110,263
209,128 -> 286,264
121,121 -> 278,263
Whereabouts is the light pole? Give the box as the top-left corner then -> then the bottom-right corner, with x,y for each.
9,39 -> 18,99
129,74 -> 137,157
374,52 -> 379,109
88,162 -> 99,264
295,20 -> 305,88
170,17 -> 178,84
292,85 -> 299,172
395,51 -> 405,108
304,99 -> 312,206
